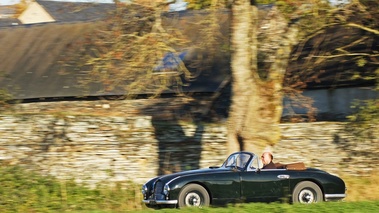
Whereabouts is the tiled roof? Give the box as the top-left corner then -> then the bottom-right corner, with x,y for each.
0,6 -> 376,100
0,18 -> 21,27
36,0 -> 116,22
0,6 -> 19,27
0,22 -> 102,99
0,9 -> 231,100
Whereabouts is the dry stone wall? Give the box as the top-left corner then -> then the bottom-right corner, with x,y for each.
0,114 -> 227,186
0,113 -> 377,187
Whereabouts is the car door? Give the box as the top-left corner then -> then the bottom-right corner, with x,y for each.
240,169 -> 290,202
205,170 -> 242,205
209,153 -> 252,204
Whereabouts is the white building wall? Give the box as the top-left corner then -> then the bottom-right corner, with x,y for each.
18,2 -> 55,24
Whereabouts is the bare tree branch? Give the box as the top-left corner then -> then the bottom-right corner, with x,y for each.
312,53 -> 379,59
346,23 -> 379,35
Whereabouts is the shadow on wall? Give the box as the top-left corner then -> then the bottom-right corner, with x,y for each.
151,114 -> 204,175
333,130 -> 379,169
141,86 -> 231,175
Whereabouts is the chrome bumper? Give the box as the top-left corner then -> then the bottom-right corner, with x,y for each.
325,193 -> 346,201
142,199 -> 178,205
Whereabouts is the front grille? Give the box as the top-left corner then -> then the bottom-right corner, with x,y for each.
154,180 -> 164,194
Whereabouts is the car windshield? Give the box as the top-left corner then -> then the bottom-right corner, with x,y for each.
222,153 -> 252,170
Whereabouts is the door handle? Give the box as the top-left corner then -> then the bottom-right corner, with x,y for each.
277,174 -> 290,179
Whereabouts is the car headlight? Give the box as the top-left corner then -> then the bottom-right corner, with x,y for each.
141,184 -> 148,195
163,184 -> 170,196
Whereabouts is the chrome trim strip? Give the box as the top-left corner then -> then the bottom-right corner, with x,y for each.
142,199 -> 178,205
166,176 -> 181,185
325,194 -> 346,200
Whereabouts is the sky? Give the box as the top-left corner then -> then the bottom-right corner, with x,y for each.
0,0 -> 350,6
1,0 -> 19,5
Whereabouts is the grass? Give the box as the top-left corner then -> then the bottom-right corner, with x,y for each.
78,201 -> 379,213
0,166 -> 378,212
0,166 -> 143,213
340,171 -> 379,201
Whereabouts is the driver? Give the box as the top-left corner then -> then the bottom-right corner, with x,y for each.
261,152 -> 276,169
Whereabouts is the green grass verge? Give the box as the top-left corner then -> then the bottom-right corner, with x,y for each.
0,166 -> 378,213
84,201 -> 379,213
0,166 -> 141,213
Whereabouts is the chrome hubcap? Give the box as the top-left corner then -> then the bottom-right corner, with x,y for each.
185,192 -> 201,206
299,189 -> 315,203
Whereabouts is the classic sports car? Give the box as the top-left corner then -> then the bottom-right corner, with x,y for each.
142,151 -> 346,208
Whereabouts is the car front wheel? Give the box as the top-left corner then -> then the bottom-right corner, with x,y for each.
292,181 -> 323,203
178,184 -> 210,208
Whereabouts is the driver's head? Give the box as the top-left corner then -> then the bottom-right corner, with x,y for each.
261,152 -> 273,165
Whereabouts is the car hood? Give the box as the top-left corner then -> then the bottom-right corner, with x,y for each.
157,167 -> 230,182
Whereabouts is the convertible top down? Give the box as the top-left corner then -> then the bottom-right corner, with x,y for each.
142,151 -> 346,208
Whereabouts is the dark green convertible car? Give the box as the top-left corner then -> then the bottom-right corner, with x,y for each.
142,151 -> 346,208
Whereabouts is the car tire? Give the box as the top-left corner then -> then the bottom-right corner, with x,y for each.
178,184 -> 210,208
292,181 -> 323,203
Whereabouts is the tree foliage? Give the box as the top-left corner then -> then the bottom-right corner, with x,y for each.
298,0 -> 379,142
63,2 -> 193,98
284,0 -> 378,121
340,0 -> 379,140
0,72 -> 13,112
62,0 -> 337,101
0,89 -> 13,112
63,1 -> 229,99
12,0 -> 29,18
345,99 -> 379,142
62,0 -> 378,153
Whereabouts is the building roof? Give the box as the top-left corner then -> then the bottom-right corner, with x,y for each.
285,2 -> 379,89
0,22 -> 102,99
0,4 -> 377,101
286,24 -> 378,89
0,8 -> 232,100
0,5 -> 20,27
0,17 -> 20,27
37,0 -> 116,23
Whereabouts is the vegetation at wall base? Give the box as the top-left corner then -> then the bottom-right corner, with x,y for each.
0,89 -> 13,112
0,166 -> 143,213
0,166 -> 379,212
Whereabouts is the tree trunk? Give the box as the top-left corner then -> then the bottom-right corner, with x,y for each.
228,0 -> 298,154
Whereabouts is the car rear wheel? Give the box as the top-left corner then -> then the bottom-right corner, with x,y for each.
292,181 -> 323,203
178,184 -> 210,208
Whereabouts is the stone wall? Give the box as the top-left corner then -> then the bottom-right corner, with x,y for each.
0,112 -> 377,187
0,114 -> 227,186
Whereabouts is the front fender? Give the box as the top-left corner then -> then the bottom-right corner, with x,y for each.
165,177 -> 193,199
